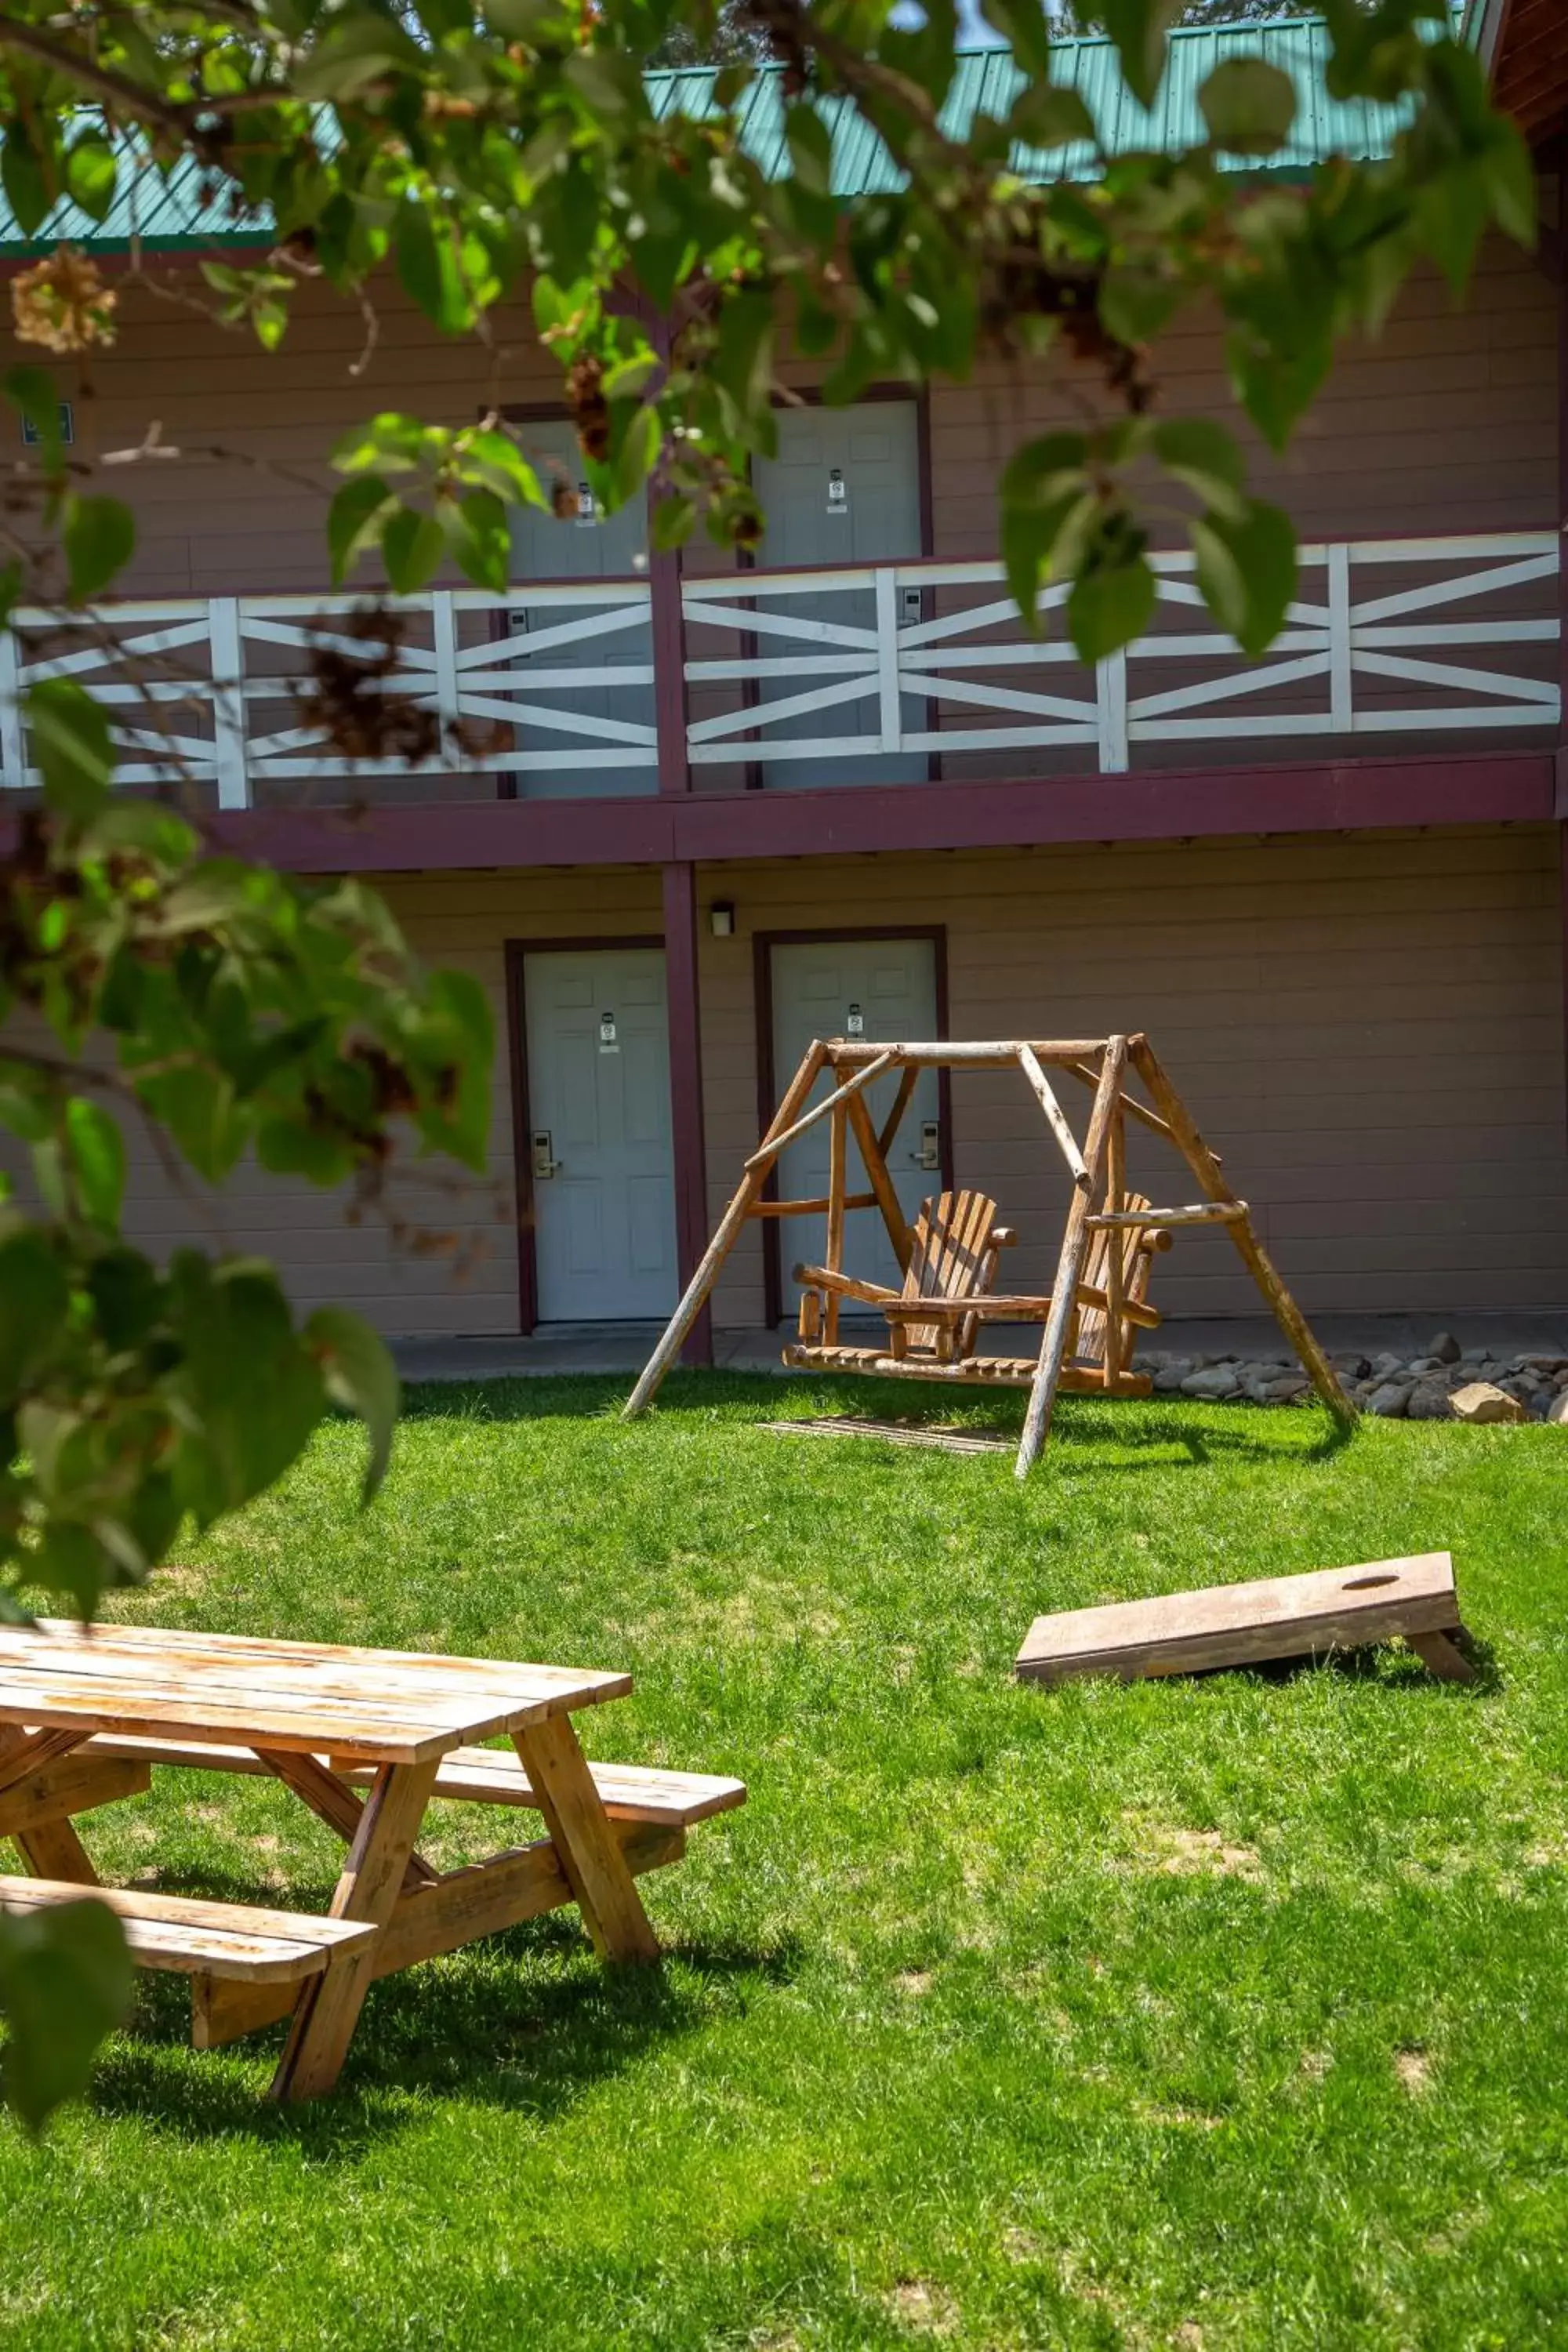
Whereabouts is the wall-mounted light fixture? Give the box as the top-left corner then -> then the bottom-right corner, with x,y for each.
709,900 -> 735,938
826,466 -> 848,517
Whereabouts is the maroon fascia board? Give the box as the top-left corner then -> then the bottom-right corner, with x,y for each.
204,749 -> 1559,874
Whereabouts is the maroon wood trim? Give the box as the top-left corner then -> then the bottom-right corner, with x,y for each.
661,863 -> 712,1362
505,931 -> 665,1334
651,546 -> 690,796
752,922 -> 950,1327
198,750 -> 1559,875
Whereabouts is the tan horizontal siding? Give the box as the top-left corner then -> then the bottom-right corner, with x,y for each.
0,236 -> 1550,604
41,829 -> 1568,1338
697,826 -> 1568,1326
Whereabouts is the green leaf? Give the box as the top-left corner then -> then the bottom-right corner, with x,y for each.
1094,0 -> 1182,111
650,493 -> 695,554
440,490 -> 509,591
0,1230 -> 71,1401
62,496 -> 136,604
290,14 -> 421,102
786,103 -> 834,198
395,198 -> 471,336
1198,59 -> 1298,158
4,368 -> 64,472
1152,416 -> 1247,519
2,134 -> 53,241
615,405 -> 662,503
326,475 -> 395,586
1066,549 -> 1155,665
1007,83 -> 1097,153
26,678 -> 115,816
381,505 -> 446,594
981,0 -> 1055,80
0,1899 -> 132,2132
64,1098 -> 125,1229
305,1307 -> 400,1503
1191,497 -> 1298,658
64,133 -> 118,224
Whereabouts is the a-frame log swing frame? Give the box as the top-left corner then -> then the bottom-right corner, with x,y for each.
624,1033 -> 1357,1477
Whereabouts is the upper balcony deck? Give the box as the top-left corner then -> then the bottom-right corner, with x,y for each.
2,532 -> 1557,836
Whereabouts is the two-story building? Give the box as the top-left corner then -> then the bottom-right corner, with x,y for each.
2,9 -> 1564,1359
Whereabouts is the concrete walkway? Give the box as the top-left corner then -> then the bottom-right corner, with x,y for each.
392,1310 -> 1568,1385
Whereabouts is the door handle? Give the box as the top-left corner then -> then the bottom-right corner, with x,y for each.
912,1120 -> 941,1172
532,1130 -> 563,1179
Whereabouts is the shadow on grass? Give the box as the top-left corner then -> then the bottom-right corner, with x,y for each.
399,1369 -> 1358,1474
95,1884 -> 801,2154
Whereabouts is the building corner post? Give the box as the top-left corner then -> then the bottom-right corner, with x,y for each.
662,860 -> 713,1367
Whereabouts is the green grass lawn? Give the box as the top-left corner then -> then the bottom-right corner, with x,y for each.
5,1374 -> 1568,2350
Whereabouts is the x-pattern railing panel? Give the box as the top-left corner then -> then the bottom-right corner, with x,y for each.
681,533 -> 1559,775
0,583 -> 657,803
0,535 -> 1553,805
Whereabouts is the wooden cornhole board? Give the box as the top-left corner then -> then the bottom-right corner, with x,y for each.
1014,1551 -> 1475,1686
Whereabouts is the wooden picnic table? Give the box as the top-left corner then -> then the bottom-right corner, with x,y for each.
0,1619 -> 745,2102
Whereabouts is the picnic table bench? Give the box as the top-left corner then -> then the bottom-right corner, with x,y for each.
0,1619 -> 745,2101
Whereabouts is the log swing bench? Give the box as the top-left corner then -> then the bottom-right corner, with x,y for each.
624,1033 -> 1356,1479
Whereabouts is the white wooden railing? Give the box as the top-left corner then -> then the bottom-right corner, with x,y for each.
0,534 -> 1556,805
0,583 -> 656,804
681,533 -> 1561,773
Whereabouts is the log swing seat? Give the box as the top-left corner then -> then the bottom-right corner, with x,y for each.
624,1034 -> 1356,1479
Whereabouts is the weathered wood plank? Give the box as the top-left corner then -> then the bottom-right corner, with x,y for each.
0,1875 -> 378,1982
1015,1552 -> 1465,1684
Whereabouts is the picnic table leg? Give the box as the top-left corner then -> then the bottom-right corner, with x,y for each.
512,1715 -> 660,1965
267,1757 -> 440,2103
13,1817 -> 100,1883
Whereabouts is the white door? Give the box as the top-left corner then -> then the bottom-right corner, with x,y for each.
750,401 -> 924,787
770,938 -> 942,1307
506,420 -> 654,799
524,947 -> 677,1319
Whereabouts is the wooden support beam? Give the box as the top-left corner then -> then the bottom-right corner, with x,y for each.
747,1190 -> 879,1218
826,1039 -> 1110,1069
1062,1059 -> 1178,1145
1087,1202 -> 1247,1229
844,1087 -> 913,1271
626,1040 -> 828,1417
256,1748 -> 437,1893
14,1817 -> 100,1884
743,1051 -> 895,1169
0,1727 -> 91,1801
1016,1036 -> 1128,1479
0,1752 -> 147,1839
1103,1105 -> 1127,1391
1127,1038 -> 1354,1426
1018,1044 -> 1089,1187
511,1713 -> 660,1965
268,1757 -> 441,2103
824,1098 -> 848,1345
191,1822 -> 682,2051
877,1065 -> 920,1162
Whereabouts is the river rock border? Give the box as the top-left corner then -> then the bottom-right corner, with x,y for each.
1139,1333 -> 1568,1420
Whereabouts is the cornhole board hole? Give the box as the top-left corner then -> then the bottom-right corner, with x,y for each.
1014,1551 -> 1474,1686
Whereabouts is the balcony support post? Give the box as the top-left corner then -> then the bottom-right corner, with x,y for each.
209,596 -> 248,810
661,858 -> 713,1366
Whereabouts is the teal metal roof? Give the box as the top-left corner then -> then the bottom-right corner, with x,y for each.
650,19 -> 1413,191
1,18 -> 1413,256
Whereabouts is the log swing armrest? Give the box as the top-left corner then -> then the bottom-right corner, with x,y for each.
879,1289 -> 1162,1330
791,1264 -> 902,1305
